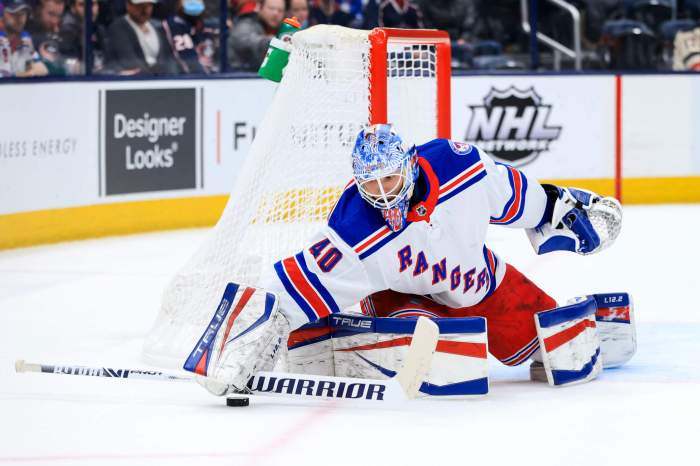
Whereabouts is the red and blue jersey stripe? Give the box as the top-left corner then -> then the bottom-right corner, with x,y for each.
274,252 -> 340,323
490,164 -> 528,225
482,246 -> 499,298
436,161 -> 486,205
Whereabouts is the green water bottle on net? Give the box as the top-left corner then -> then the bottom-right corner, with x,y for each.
258,17 -> 302,82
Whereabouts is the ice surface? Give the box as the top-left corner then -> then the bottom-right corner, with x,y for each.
1,205 -> 699,466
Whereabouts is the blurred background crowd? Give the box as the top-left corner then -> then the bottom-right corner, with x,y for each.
1,0 -> 700,78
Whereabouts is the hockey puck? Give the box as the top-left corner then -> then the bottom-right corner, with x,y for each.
226,397 -> 250,407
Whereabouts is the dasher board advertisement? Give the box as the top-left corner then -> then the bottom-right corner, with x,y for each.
104,88 -> 198,195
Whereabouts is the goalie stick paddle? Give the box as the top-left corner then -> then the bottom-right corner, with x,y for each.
393,316 -> 439,397
14,317 -> 440,403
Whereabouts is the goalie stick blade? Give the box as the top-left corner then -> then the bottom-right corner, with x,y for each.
394,316 -> 440,399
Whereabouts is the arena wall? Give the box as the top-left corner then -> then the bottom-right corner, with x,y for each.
1,74 -> 699,249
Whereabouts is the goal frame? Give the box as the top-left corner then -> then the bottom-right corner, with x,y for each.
367,28 -> 452,138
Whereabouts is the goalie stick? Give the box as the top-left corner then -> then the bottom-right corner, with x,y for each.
15,317 -> 439,403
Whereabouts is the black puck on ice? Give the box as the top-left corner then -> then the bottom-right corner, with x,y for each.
226,397 -> 250,407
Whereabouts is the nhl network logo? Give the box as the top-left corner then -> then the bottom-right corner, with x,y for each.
465,86 -> 562,166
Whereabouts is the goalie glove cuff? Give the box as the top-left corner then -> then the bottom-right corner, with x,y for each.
527,186 -> 622,256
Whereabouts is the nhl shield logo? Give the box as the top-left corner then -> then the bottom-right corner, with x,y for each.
465,86 -> 562,167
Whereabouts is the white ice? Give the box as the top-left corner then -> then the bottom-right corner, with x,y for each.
1,204 -> 699,466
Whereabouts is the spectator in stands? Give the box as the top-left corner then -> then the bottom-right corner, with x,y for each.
163,0 -> 215,73
582,0 -> 624,43
231,0 -> 256,17
471,0 -> 521,49
105,0 -> 180,75
227,0 -> 284,70
59,0 -> 107,73
203,0 -> 219,15
289,0 -> 309,28
309,0 -> 363,28
0,0 -> 48,76
28,0 -> 65,36
416,0 -> 476,43
375,0 -> 422,29
26,0 -> 67,74
416,0 -> 477,66
97,0 -> 125,28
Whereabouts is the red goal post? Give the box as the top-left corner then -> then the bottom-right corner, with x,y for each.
368,28 -> 452,139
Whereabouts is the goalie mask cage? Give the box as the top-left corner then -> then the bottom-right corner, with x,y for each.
143,26 -> 452,367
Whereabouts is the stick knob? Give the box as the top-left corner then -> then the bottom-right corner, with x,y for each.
15,359 -> 26,373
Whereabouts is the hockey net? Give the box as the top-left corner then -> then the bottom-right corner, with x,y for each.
143,26 -> 451,368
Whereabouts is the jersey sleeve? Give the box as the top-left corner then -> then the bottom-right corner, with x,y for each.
479,149 -> 548,229
260,228 -> 382,330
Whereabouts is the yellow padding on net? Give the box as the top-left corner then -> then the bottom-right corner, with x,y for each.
255,186 -> 343,224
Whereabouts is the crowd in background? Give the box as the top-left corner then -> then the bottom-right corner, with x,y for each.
0,0 -> 217,77
1,0 -> 700,78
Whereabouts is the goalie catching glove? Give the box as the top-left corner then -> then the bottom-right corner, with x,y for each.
527,185 -> 622,255
183,283 -> 290,396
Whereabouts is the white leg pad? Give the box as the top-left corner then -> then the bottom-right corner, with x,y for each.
286,313 -> 489,397
331,314 -> 489,397
592,293 -> 637,368
534,296 -> 602,387
286,319 -> 335,376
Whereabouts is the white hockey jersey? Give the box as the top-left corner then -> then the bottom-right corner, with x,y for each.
261,139 -> 548,330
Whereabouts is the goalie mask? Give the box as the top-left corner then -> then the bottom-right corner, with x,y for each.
351,124 -> 418,232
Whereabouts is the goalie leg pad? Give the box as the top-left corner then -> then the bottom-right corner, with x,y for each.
329,314 -> 489,397
534,296 -> 602,387
183,282 -> 290,394
593,293 -> 636,368
286,317 -> 335,376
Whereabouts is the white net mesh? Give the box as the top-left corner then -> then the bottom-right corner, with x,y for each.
387,42 -> 438,142
143,26 -> 446,368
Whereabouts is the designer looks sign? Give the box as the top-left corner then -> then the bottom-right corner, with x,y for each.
104,88 -> 197,195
